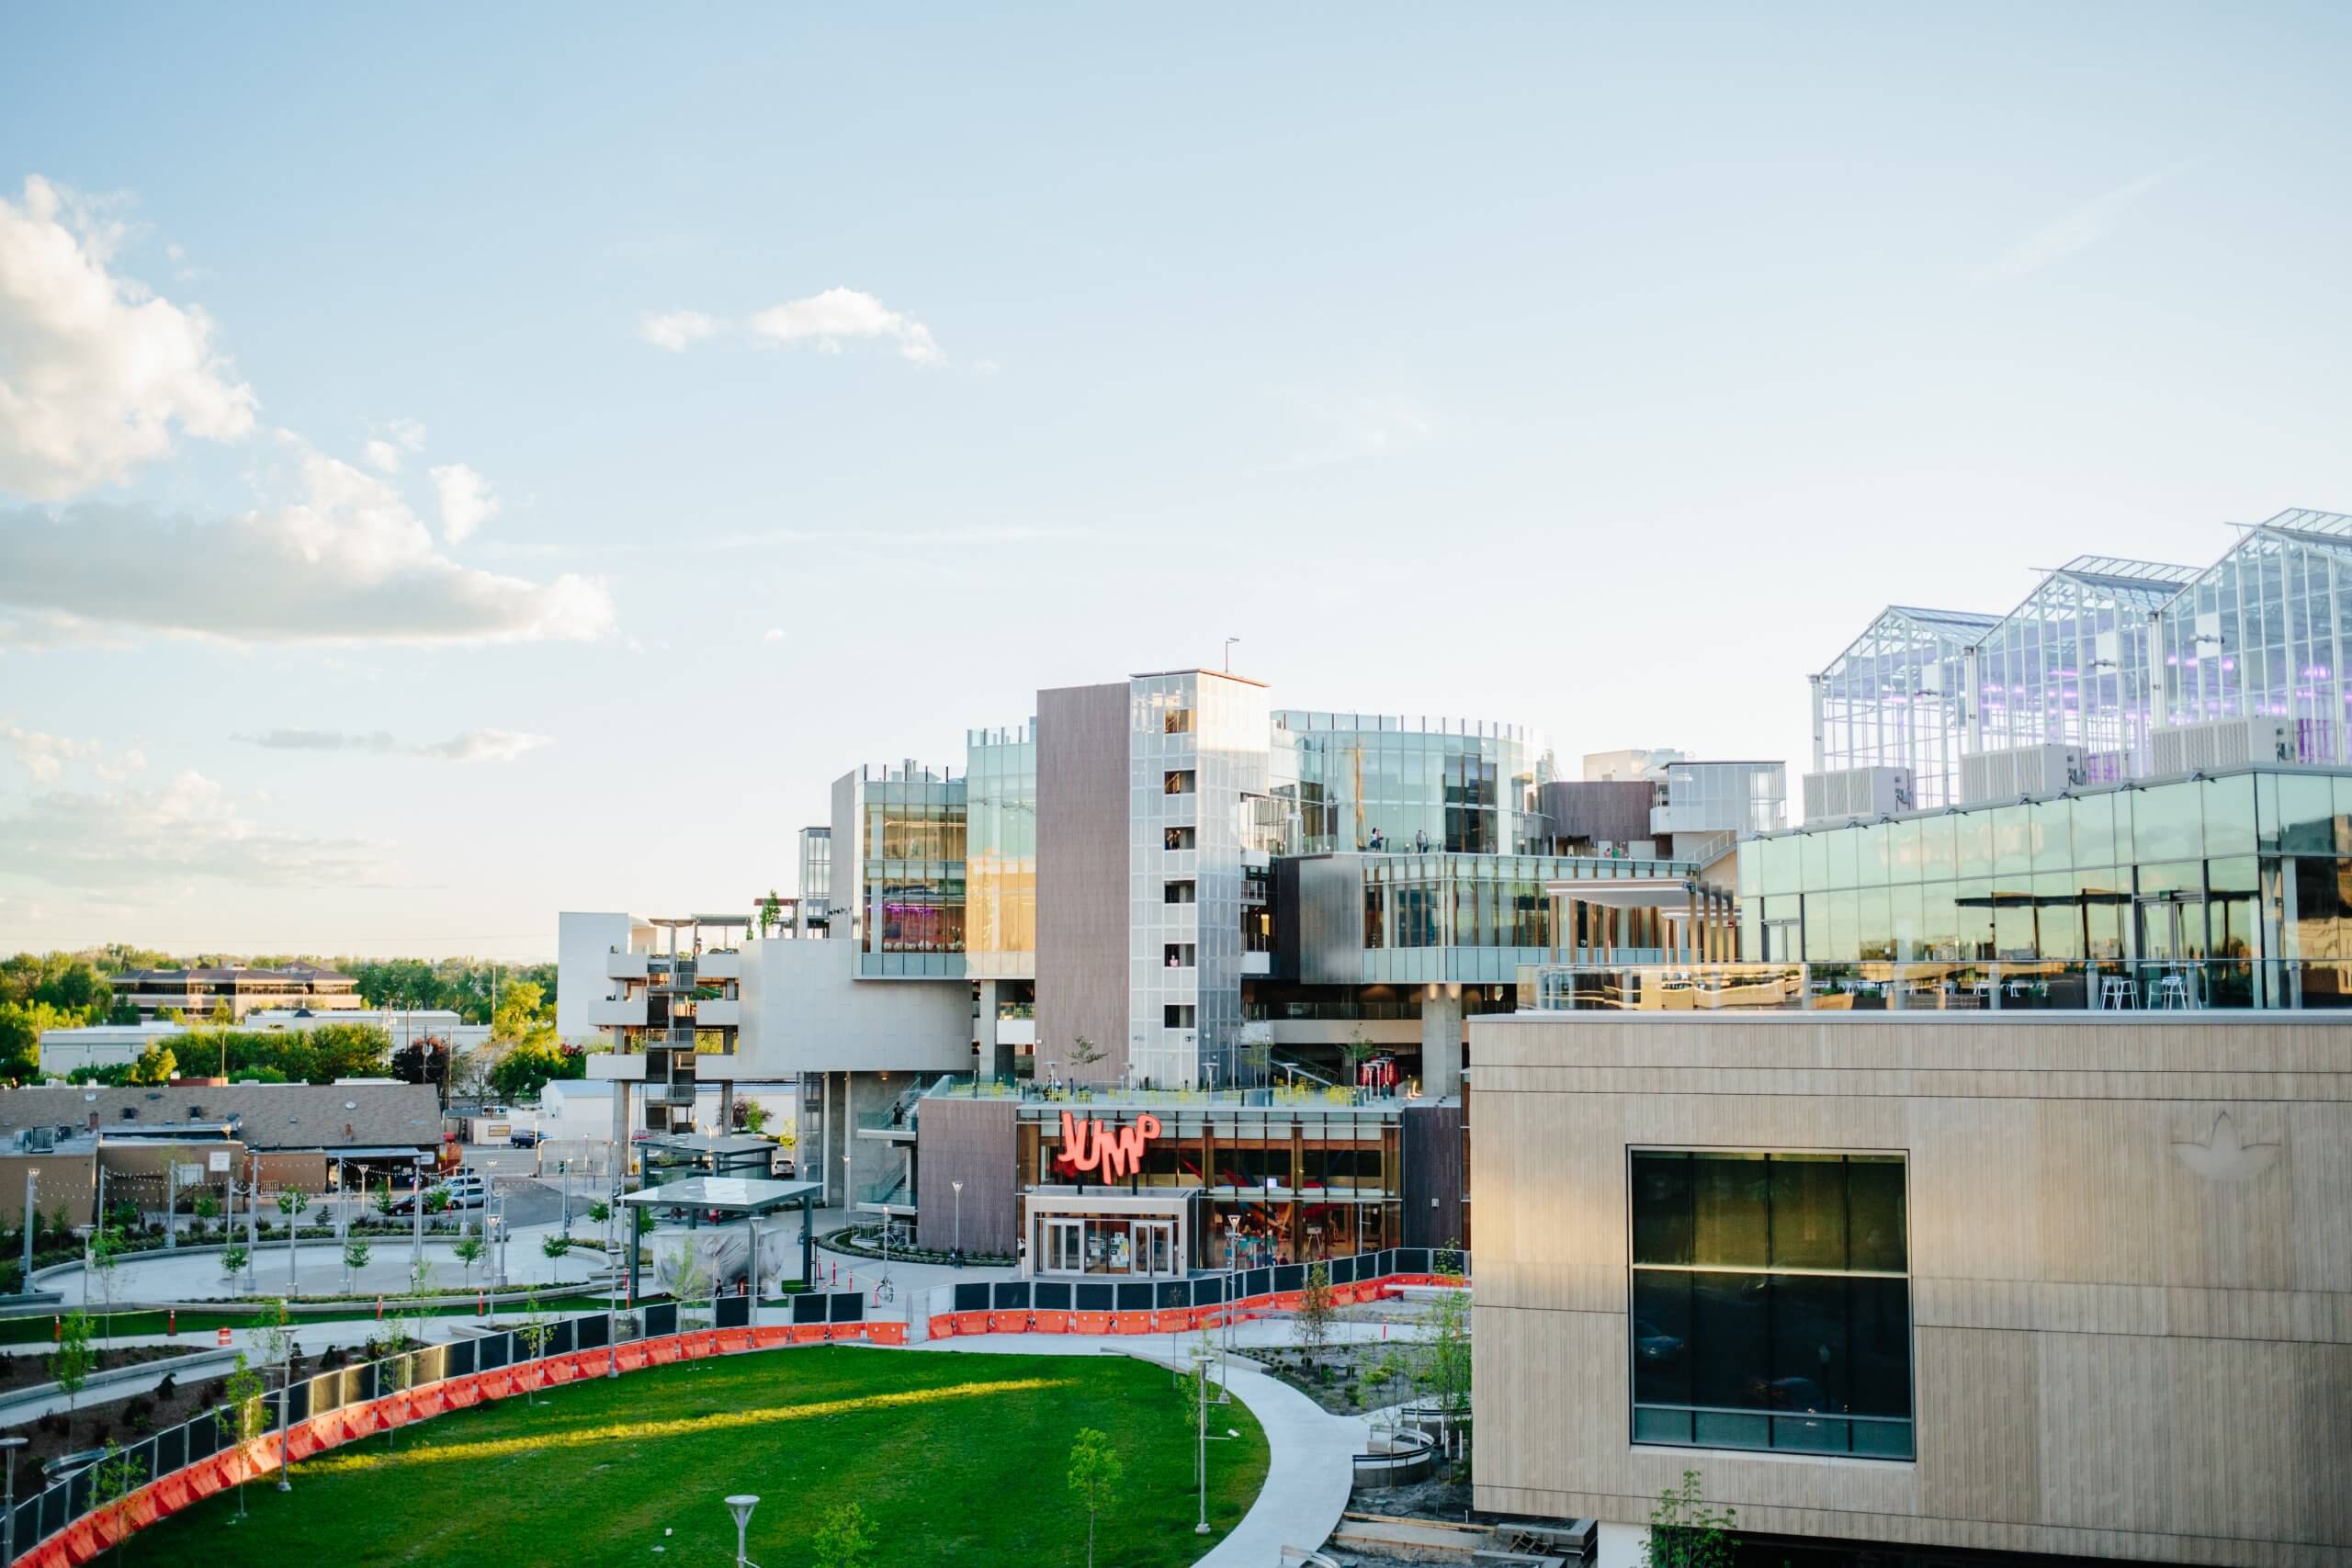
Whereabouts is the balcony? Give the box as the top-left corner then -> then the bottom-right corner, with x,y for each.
1518,959 -> 2352,1014
696,951 -> 741,981
644,1081 -> 698,1107
854,1175 -> 915,1215
996,1016 -> 1037,1047
605,952 -> 649,981
585,997 -> 648,1028
585,1052 -> 647,1081
690,998 -> 741,1027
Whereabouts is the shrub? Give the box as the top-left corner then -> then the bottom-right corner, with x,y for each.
37,1412 -> 63,1436
154,1373 -> 177,1402
202,1379 -> 227,1404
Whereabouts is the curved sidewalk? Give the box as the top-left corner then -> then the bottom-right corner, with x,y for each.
911,1333 -> 1362,1566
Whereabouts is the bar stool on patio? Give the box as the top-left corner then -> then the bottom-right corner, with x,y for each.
2098,975 -> 2138,1010
2155,972 -> 2192,1010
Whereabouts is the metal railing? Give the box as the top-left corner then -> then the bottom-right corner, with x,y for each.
1520,958 -> 2352,1013
925,1245 -> 1469,1322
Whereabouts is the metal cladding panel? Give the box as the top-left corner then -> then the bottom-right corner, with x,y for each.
915,1094 -> 1019,1254
1276,852 -> 1371,985
1035,682 -> 1132,1077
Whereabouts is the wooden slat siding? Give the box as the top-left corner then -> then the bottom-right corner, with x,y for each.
912,1096 -> 1018,1255
1035,682 -> 1131,1082
1466,1010 -> 2352,1567
1401,1102 -> 1464,1249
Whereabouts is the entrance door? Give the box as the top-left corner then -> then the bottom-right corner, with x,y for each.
1044,1218 -> 1083,1273
2137,893 -> 2207,1006
1134,1220 -> 1175,1279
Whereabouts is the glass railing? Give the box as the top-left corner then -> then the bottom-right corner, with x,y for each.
855,1108 -> 920,1133
854,1179 -> 910,1207
1518,960 -> 2352,1013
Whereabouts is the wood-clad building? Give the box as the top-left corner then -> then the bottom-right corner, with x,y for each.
1469,1010 -> 2352,1567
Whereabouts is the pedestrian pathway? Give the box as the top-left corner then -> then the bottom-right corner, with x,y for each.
905,1326 -> 1369,1567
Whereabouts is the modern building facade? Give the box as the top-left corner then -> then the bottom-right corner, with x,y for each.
107,962 -> 364,1022
559,664 -> 1770,1242
1482,510 -> 2352,1567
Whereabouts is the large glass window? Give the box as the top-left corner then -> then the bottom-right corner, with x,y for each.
1630,1150 -> 1912,1460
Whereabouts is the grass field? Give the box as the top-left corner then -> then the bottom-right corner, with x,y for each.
0,1296 -> 610,1344
129,1346 -> 1270,1568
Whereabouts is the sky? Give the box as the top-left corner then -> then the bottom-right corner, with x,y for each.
3,4 -> 2350,960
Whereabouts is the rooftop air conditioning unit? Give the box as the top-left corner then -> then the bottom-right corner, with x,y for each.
1801,766 -> 1916,825
22,1127 -> 53,1154
1960,744 -> 2085,804
2146,716 -> 2293,777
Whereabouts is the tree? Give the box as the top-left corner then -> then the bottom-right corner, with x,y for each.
541,1231 -> 572,1261
756,890 -> 785,939
1068,1035 -> 1106,1087
491,979 -> 553,1044
1414,1283 -> 1472,1428
516,1292 -> 552,1404
738,1100 -> 771,1135
344,1236 -> 371,1275
220,1245 -> 249,1282
0,1003 -> 42,1085
1644,1470 -> 1737,1568
219,1353 -> 267,1518
488,1039 -> 580,1101
1295,1260 -> 1337,1369
276,1187 -> 311,1229
128,1040 -> 176,1085
90,1439 -> 146,1562
1340,1031 -> 1382,1088
90,1224 -> 127,1341
453,1233 -> 486,1284
587,1200 -> 612,1251
50,1309 -> 94,1448
1066,1427 -> 1123,1568
809,1501 -> 876,1568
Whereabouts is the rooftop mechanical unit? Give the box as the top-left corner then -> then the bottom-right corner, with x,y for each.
2147,716 -> 2294,777
1801,766 -> 1916,825
1960,744 -> 2085,805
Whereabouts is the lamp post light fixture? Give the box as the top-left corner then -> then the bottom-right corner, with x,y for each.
951,1179 -> 964,1267
725,1494 -> 760,1568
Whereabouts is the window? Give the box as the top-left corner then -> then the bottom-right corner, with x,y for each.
1630,1150 -> 1911,1460
1164,827 -> 1196,851
1163,943 -> 1196,968
1164,880 -> 1196,905
1163,1005 -> 1195,1028
1164,708 -> 1194,735
1164,770 -> 1196,795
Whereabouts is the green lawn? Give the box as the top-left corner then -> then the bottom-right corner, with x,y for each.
130,1346 -> 1270,1567
0,1297 -> 611,1344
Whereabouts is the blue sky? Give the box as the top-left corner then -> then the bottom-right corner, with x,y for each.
3,4 -> 2349,958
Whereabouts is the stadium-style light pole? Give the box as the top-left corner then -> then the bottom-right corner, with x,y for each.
952,1179 -> 964,1267
726,1494 -> 760,1568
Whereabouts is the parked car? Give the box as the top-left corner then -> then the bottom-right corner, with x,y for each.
508,1128 -> 541,1147
391,1173 -> 488,1213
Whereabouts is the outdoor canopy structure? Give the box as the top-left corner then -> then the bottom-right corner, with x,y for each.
1813,507 -> 2352,806
616,1176 -> 823,1304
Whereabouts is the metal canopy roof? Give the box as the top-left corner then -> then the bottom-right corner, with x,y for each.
1541,876 -> 1696,908
644,1134 -> 780,1156
615,1176 -> 822,1213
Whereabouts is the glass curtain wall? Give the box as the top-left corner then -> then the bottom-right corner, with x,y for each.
2159,511 -> 2352,765
1276,713 -> 1555,856
966,724 -> 1037,977
1630,1149 -> 1913,1459
1975,558 -> 2197,777
860,771 -> 967,976
1356,852 -> 1697,984
1815,607 -> 2000,810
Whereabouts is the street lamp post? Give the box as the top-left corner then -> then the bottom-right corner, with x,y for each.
18,1168 -> 35,1284
725,1494 -> 760,1568
332,1167 -> 347,1294
951,1179 -> 964,1267
1195,1357 -> 1211,1535
3,1432 -> 27,1566
560,1159 -> 571,1237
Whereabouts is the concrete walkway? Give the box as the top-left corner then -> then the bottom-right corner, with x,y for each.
910,1331 -> 1366,1567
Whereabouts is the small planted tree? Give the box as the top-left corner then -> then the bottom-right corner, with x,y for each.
343,1236 -> 370,1275
453,1232 -> 486,1285
219,1354 -> 266,1519
541,1231 -> 571,1262
1414,1282 -> 1472,1429
586,1200 -> 612,1251
1644,1470 -> 1737,1568
276,1187 -> 311,1228
1067,1427 -> 1123,1568
1067,1035 -> 1106,1089
516,1291 -> 552,1404
50,1309 -> 94,1448
90,1439 -> 146,1562
663,1244 -> 713,1329
89,1224 -> 126,1341
1295,1260 -> 1336,1370
220,1245 -> 249,1283
809,1500 -> 876,1568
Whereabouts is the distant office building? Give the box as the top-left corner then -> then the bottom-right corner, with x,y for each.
107,962 -> 363,1022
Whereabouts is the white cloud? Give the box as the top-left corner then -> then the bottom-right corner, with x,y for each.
362,438 -> 402,474
0,175 -> 260,498
748,288 -> 943,365
234,727 -> 551,763
1991,165 -> 2183,280
427,461 -> 500,544
361,418 -> 426,475
3,725 -> 96,784
0,768 -> 388,894
639,310 -> 720,352
0,449 -> 614,645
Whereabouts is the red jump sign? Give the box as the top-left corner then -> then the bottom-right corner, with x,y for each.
1054,1111 -> 1162,1180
